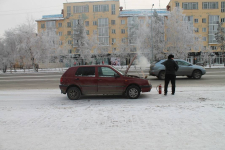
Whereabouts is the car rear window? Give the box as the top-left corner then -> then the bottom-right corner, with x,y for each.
75,67 -> 95,77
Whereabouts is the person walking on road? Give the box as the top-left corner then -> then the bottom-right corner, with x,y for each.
163,54 -> 179,95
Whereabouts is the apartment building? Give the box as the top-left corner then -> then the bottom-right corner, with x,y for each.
36,0 -> 168,65
167,0 -> 225,64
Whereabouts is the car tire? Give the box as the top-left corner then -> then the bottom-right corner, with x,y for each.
126,85 -> 140,99
187,75 -> 192,79
192,70 -> 202,79
67,87 -> 81,100
158,71 -> 165,80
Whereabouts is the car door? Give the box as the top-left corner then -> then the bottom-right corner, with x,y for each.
74,67 -> 98,94
176,60 -> 193,76
97,66 -> 125,94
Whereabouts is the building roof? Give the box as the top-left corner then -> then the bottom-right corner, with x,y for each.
35,14 -> 64,22
119,9 -> 169,17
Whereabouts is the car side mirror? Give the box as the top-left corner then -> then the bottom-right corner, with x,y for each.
114,73 -> 120,78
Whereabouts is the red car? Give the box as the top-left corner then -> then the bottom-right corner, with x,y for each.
59,65 -> 152,100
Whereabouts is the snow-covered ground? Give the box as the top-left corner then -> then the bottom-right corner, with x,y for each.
0,87 -> 225,150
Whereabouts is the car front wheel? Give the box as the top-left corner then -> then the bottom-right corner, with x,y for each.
127,85 -> 140,99
67,87 -> 81,100
192,70 -> 202,79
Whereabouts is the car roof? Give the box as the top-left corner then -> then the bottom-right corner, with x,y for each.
70,65 -> 112,68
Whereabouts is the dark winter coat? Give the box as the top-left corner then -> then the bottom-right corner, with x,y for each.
163,59 -> 179,75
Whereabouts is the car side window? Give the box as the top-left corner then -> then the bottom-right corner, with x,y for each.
176,61 -> 189,66
98,67 -> 118,77
75,67 -> 95,77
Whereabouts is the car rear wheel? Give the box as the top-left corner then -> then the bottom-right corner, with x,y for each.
127,85 -> 140,99
192,70 -> 202,79
158,71 -> 165,80
67,87 -> 81,100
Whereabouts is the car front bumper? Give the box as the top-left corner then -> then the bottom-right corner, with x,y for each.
141,84 -> 152,92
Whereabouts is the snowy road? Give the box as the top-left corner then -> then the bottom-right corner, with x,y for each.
0,87 -> 225,150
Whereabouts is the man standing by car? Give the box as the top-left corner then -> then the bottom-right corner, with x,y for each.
163,54 -> 179,95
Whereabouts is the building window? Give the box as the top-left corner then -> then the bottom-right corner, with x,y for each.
67,22 -> 71,27
85,21 -> 89,26
175,2 -> 179,7
221,18 -> 225,23
73,5 -> 89,13
203,37 -> 207,41
58,23 -> 62,27
195,28 -> 199,32
112,29 -> 116,34
121,29 -> 125,34
122,38 -> 126,43
67,6 -> 71,17
41,23 -> 45,28
111,20 -> 116,25
182,2 -> 198,9
202,28 -> 206,32
140,19 -> 144,24
58,32 -> 62,36
59,41 -> 63,45
202,18 -> 206,23
86,30 -> 89,35
93,21 -> 97,25
93,4 -> 109,12
194,19 -> 198,23
112,48 -> 116,52
112,38 -> 116,44
98,18 -> 109,45
121,20 -> 125,24
130,47 -> 137,52
202,2 -> 218,9
67,31 -> 71,35
111,4 -> 115,15
68,40 -> 72,45
222,2 -> 225,12
211,46 -> 217,50
46,21 -> 56,29
68,49 -> 72,53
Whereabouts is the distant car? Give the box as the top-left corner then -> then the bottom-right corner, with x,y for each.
149,59 -> 206,80
59,65 -> 152,100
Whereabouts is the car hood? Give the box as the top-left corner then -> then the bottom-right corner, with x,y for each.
125,74 -> 140,78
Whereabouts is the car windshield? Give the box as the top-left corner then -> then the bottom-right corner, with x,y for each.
111,66 -> 124,75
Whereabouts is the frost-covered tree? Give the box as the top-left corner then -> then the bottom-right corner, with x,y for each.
215,22 -> 225,66
165,7 -> 203,59
116,12 -> 165,64
70,19 -> 93,64
0,29 -> 18,73
16,21 -> 42,72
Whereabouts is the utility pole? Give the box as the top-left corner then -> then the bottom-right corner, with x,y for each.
151,4 -> 154,63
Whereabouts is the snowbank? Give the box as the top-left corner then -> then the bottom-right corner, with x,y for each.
0,87 -> 225,150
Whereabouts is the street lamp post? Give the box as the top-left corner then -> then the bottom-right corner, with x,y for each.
151,4 -> 154,63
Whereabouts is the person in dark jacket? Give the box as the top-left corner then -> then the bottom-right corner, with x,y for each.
163,54 -> 179,95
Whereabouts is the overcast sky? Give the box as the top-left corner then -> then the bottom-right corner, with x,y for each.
0,0 -> 169,38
